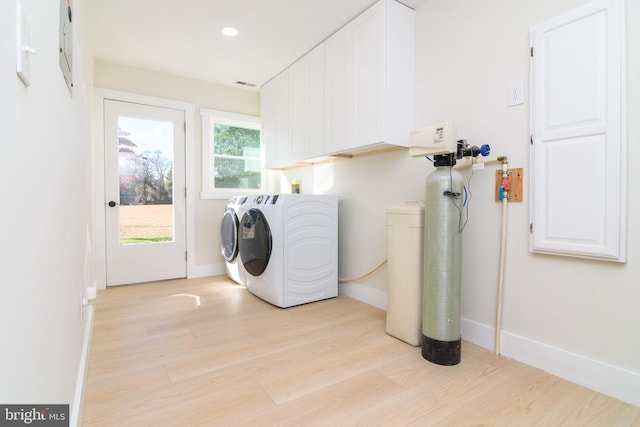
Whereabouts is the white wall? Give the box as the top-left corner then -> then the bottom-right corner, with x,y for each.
281,151 -> 431,308
0,0 -> 94,421
284,0 -> 640,406
93,62 -> 260,278
415,0 -> 640,405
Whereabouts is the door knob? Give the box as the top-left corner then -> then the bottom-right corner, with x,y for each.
108,201 -> 118,207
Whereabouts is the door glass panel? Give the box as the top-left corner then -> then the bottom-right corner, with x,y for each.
118,116 -> 174,245
221,209 -> 239,262
240,209 -> 271,276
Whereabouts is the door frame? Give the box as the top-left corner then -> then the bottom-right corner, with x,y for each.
94,89 -> 196,289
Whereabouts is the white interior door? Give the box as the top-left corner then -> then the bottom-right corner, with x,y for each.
104,99 -> 187,285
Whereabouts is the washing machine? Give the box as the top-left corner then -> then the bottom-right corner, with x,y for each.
239,194 -> 338,308
220,195 -> 249,285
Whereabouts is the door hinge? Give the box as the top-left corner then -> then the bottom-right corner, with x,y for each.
530,134 -> 533,145
530,223 -> 533,233
185,187 -> 187,197
184,122 -> 186,132
185,251 -> 188,261
530,46 -> 534,57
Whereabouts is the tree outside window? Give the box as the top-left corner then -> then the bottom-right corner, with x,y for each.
213,124 -> 261,189
200,109 -> 263,199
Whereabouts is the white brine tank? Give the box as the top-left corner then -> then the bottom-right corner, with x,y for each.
386,200 -> 425,346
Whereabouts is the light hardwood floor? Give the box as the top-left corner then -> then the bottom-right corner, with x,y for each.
83,276 -> 639,426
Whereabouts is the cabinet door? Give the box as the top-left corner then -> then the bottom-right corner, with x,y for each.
261,78 -> 278,168
290,44 -> 325,159
262,71 -> 291,168
355,2 -> 385,146
325,23 -> 357,154
530,0 -> 625,261
325,2 -> 385,153
274,71 -> 291,166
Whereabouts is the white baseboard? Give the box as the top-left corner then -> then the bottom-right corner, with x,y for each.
70,304 -> 95,427
338,283 -> 388,310
189,262 -> 226,279
461,317 -> 496,350
461,317 -> 640,408
501,330 -> 640,408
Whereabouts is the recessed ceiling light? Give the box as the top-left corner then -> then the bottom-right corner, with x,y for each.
221,27 -> 239,37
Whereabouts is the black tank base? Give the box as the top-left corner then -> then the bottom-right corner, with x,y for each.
421,334 -> 461,366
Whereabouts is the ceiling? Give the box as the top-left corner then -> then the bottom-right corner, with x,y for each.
89,0 -> 424,91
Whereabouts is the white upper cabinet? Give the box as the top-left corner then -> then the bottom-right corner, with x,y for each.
325,14 -> 359,154
290,43 -> 326,160
261,0 -> 414,167
530,0 -> 626,262
325,0 -> 414,155
261,76 -> 277,168
262,70 -> 291,169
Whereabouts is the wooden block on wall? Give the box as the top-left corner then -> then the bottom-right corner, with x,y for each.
495,168 -> 523,202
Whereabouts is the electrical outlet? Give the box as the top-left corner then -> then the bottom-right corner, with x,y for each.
508,81 -> 525,107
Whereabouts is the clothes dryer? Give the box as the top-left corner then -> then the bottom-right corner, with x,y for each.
239,194 -> 338,308
220,195 -> 249,285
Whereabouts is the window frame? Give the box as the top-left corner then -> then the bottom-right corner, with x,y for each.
200,108 -> 264,200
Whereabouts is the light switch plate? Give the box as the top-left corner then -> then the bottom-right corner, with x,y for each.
507,80 -> 525,107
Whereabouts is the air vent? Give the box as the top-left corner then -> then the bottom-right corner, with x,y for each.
235,81 -> 257,87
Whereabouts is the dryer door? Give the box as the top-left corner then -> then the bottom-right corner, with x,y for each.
220,208 -> 239,262
240,208 -> 272,276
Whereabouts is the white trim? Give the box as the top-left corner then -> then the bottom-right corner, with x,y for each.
200,108 -> 264,200
460,317 -> 496,351
70,304 -> 94,427
502,331 -> 640,408
200,108 -> 260,127
460,318 -> 640,407
93,94 -> 107,289
339,283 -> 388,310
93,88 -> 196,288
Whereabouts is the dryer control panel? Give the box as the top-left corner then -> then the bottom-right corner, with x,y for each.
265,195 -> 279,205
252,194 -> 280,205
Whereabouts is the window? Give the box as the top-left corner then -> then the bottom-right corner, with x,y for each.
200,108 -> 263,199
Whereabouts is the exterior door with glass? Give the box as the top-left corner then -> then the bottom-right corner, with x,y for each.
104,99 -> 186,286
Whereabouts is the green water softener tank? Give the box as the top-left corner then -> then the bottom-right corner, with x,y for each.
422,159 -> 463,365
